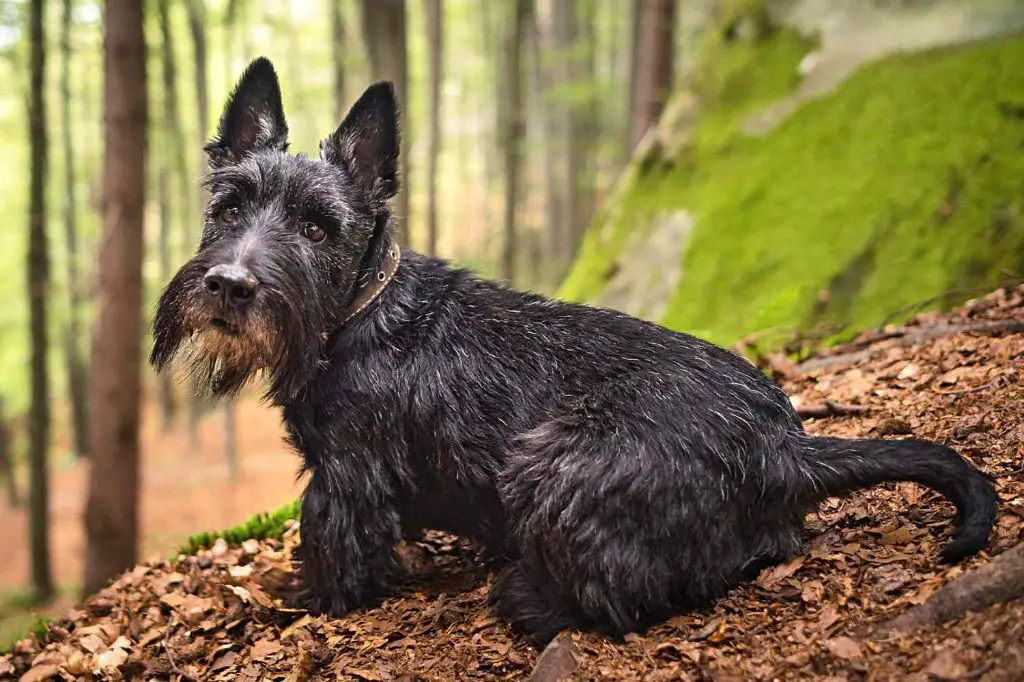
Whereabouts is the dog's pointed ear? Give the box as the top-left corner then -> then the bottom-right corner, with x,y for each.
205,57 -> 288,167
319,81 -> 400,206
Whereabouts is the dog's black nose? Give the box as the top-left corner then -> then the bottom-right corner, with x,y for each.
204,264 -> 257,309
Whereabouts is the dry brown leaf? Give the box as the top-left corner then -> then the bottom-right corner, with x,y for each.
924,650 -> 967,680
18,663 -> 61,682
250,638 -> 283,661
755,556 -> 805,589
824,637 -> 862,660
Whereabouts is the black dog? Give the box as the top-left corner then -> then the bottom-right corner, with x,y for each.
152,57 -> 998,644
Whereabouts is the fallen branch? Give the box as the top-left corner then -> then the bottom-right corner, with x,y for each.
527,632 -> 578,682
797,320 -> 1024,374
877,542 -> 1024,636
795,401 -> 869,419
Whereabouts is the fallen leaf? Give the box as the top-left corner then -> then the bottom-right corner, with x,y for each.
18,663 -> 61,682
816,605 -> 840,632
756,556 -> 805,589
250,638 -> 283,661
925,650 -> 967,680
210,650 -> 238,671
825,636 -> 862,660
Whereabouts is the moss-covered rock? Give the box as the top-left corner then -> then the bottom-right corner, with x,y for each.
560,8 -> 1024,351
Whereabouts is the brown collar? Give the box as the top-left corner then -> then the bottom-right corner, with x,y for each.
340,244 -> 402,325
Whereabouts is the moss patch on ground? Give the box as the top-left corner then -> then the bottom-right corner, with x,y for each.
179,499 -> 300,555
561,30 -> 1024,349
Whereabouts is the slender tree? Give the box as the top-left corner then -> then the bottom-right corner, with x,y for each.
425,0 -> 443,256
330,0 -> 347,122
156,0 -> 184,431
60,0 -> 90,458
500,0 -> 531,283
84,0 -> 147,595
186,0 -> 210,451
629,0 -> 675,152
359,0 -> 410,242
27,0 -> 53,602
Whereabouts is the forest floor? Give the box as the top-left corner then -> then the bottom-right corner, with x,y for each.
0,391 -> 301,650
2,285 -> 1023,681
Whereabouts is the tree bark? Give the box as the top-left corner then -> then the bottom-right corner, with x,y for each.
28,0 -> 54,603
425,0 -> 443,256
186,0 -> 210,451
84,0 -> 147,596
60,0 -> 90,459
500,0 -> 531,283
625,0 -> 642,157
330,0 -> 347,122
629,0 -> 675,152
157,0 -> 185,432
359,0 -> 410,244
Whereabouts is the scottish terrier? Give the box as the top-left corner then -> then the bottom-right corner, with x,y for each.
151,57 -> 997,644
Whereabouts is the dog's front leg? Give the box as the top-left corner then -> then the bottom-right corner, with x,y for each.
291,461 -> 402,617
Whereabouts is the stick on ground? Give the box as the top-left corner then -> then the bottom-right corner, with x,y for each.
878,542 -> 1024,636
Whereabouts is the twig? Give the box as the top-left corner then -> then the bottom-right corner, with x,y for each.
876,542 -> 1024,636
932,378 -> 1002,396
795,401 -> 869,419
163,621 -> 198,682
797,320 -> 1024,374
877,278 -> 1024,329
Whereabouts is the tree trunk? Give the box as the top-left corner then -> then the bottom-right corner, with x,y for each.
330,0 -> 347,122
27,0 -> 54,603
186,0 -> 210,451
500,0 -> 531,283
84,0 -> 147,596
60,0 -> 90,459
157,0 -> 183,432
425,0 -> 443,256
359,0 -> 410,243
0,398 -> 20,508
625,0 -> 642,158
629,0 -> 675,152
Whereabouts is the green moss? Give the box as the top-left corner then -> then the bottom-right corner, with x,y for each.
179,499 -> 300,555
559,27 -> 815,306
563,31 -> 1024,349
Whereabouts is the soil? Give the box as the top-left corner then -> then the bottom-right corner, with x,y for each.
2,285 -> 1022,681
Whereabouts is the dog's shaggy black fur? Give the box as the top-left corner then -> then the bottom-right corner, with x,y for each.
152,57 -> 998,644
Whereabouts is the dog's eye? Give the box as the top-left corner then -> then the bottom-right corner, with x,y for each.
302,221 -> 326,243
219,205 -> 240,225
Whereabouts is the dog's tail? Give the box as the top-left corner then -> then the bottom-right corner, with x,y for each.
798,436 -> 997,561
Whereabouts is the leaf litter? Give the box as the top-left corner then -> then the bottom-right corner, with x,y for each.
3,285 -> 1024,680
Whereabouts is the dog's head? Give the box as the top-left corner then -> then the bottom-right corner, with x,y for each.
151,57 -> 400,401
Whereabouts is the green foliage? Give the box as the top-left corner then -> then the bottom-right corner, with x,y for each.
0,615 -> 50,654
179,498 -> 300,555
562,30 -> 1024,349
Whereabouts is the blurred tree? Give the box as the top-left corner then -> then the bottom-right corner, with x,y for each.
186,0 -> 210,452
0,398 -> 20,508
629,0 -> 675,152
425,0 -> 443,256
60,0 -> 90,459
27,0 -> 53,602
84,0 -> 147,596
221,0 -> 241,480
156,0 -> 186,433
500,0 -> 532,283
330,0 -> 347,122
359,0 -> 410,244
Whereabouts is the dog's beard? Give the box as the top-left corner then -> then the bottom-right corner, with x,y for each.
166,301 -> 280,398
152,284 -> 322,403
